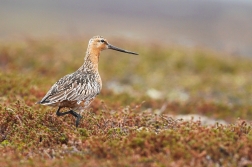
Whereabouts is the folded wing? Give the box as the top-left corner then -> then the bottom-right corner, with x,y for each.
38,72 -> 101,106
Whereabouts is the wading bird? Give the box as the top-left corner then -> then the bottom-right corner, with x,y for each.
37,36 -> 138,127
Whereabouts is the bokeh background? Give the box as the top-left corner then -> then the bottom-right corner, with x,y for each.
1,0 -> 252,56
1,1 -> 252,166
1,0 -> 252,116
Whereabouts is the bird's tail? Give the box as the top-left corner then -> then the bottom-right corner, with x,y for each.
36,99 -> 50,105
36,101 -> 42,104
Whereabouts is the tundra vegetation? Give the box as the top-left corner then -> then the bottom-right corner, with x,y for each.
0,38 -> 252,166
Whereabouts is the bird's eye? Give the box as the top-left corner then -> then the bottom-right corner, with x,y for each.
100,39 -> 105,43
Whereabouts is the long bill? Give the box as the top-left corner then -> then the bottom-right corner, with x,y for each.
108,44 -> 138,55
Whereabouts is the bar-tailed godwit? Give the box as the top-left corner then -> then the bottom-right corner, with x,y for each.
38,36 -> 138,127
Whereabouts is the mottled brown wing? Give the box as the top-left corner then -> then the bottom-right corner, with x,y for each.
38,72 -> 100,105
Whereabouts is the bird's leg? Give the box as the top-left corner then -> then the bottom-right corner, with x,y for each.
56,107 -> 69,116
68,110 -> 82,127
56,107 -> 82,127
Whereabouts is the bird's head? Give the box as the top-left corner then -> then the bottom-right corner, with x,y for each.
88,36 -> 138,55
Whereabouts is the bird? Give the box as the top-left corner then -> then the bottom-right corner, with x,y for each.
37,36 -> 138,127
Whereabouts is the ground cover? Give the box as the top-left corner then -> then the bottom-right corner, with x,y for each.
0,38 -> 252,166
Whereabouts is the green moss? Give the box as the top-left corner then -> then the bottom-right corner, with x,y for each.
1,140 -> 11,146
78,128 -> 89,137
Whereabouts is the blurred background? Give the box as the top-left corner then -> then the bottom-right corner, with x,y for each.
1,0 -> 252,122
1,0 -> 252,56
